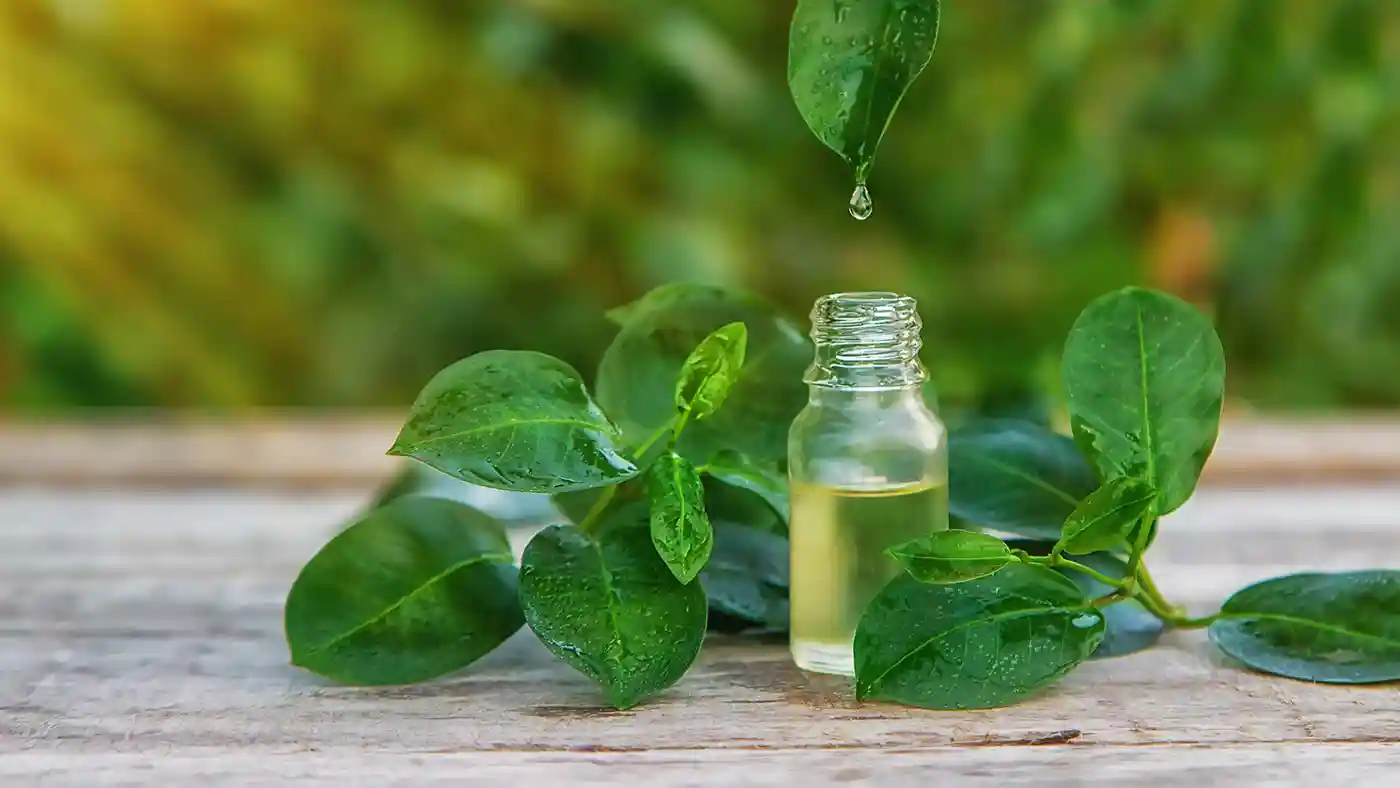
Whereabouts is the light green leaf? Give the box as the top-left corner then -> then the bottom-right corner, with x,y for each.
1057,478 -> 1158,556
676,322 -> 747,420
519,509 -> 708,710
648,452 -> 713,584
285,496 -> 522,686
789,0 -> 942,183
855,563 -> 1103,710
390,350 -> 638,494
886,530 -> 1013,584
1061,287 -> 1226,514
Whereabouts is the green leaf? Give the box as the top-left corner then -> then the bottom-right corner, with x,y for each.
886,530 -> 1013,584
1006,540 -> 1164,660
648,452 -> 713,584
789,0 -> 941,183
1057,478 -> 1159,556
948,419 -> 1098,541
390,350 -> 638,494
854,563 -> 1103,710
676,322 -> 747,420
704,449 -> 790,523
1209,571 -> 1400,684
597,284 -> 810,469
701,520 -> 790,630
285,496 -> 523,686
551,479 -> 646,527
1061,287 -> 1227,515
519,511 -> 708,709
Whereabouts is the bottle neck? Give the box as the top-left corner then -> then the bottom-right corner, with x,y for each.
804,292 -> 927,394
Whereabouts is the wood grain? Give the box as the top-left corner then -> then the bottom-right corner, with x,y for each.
3,484 -> 1400,785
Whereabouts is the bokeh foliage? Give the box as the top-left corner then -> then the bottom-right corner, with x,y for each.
1,0 -> 1397,410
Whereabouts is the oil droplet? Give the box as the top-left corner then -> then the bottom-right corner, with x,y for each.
848,184 -> 873,220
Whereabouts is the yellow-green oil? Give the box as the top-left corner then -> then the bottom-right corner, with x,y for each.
789,480 -> 949,675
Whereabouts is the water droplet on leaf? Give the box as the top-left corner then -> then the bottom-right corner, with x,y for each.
848,184 -> 873,220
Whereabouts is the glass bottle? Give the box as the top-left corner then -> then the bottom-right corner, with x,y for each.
787,292 -> 949,676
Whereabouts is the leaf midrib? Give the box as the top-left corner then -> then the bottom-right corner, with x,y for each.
964,452 -> 1082,507
1221,612 -> 1400,651
1135,302 -> 1157,488
396,416 -> 617,453
298,551 -> 513,658
864,604 -> 1093,695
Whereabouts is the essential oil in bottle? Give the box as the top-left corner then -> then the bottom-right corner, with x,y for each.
787,292 -> 949,676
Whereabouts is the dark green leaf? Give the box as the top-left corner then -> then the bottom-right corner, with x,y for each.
701,520 -> 790,630
948,419 -> 1098,541
676,322 -> 747,420
854,563 -> 1103,709
1004,540 -> 1163,659
285,496 -> 523,686
886,530 -> 1013,584
596,283 -> 811,469
390,350 -> 638,494
1061,287 -> 1227,514
705,474 -> 787,537
519,512 -> 708,709
1210,571 -> 1400,684
705,449 -> 790,523
1058,478 -> 1158,556
648,452 -> 713,584
789,0 -> 942,183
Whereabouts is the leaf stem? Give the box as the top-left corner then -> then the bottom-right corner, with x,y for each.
1091,590 -> 1127,608
1032,554 -> 1125,590
1122,513 -> 1155,594
577,486 -> 618,536
1135,561 -> 1183,617
632,420 -> 675,460
670,408 -> 693,447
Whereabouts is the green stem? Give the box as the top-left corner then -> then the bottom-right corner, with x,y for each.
1136,561 -> 1183,617
1030,554 -> 1125,590
1122,513 -> 1156,594
670,408 -> 693,446
1091,590 -> 1127,608
632,420 -> 675,460
576,486 -> 618,536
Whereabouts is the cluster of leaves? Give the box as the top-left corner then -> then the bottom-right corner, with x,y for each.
285,282 -> 1400,712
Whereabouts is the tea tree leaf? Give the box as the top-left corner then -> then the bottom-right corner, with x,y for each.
702,520 -> 790,630
519,509 -> 708,709
855,563 -> 1104,709
1209,571 -> 1400,684
1062,287 -> 1226,515
1005,540 -> 1163,659
789,0 -> 942,183
285,496 -> 523,686
705,449 -> 790,523
390,350 -> 638,494
886,530 -> 1013,584
676,322 -> 747,420
948,419 -> 1098,541
648,452 -> 713,584
597,283 -> 810,469
1057,478 -> 1158,556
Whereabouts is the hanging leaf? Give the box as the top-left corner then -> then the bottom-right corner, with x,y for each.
886,530 -> 1014,584
1057,478 -> 1159,556
675,322 -> 748,420
789,0 -> 942,183
648,452 -> 714,584
518,508 -> 708,710
1210,571 -> 1400,684
390,351 -> 637,494
1061,288 -> 1227,515
948,419 -> 1098,541
285,496 -> 523,686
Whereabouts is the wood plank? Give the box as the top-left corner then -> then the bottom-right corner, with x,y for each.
5,414 -> 1400,487
3,486 -> 1400,785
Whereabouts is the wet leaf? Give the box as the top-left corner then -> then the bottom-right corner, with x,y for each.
886,530 -> 1013,584
648,452 -> 713,584
1004,540 -> 1163,660
704,449 -> 790,523
390,350 -> 637,494
789,0 -> 942,183
597,284 -> 810,469
518,509 -> 708,709
285,496 -> 522,686
676,322 -> 747,420
1061,287 -> 1226,514
1057,478 -> 1158,556
855,563 -> 1103,709
948,419 -> 1098,541
1210,571 -> 1400,684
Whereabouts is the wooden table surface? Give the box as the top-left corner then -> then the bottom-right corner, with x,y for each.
3,420 -> 1400,786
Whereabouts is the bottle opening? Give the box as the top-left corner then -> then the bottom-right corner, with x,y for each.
806,292 -> 925,388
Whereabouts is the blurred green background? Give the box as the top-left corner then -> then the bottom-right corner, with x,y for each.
2,0 -> 1398,414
